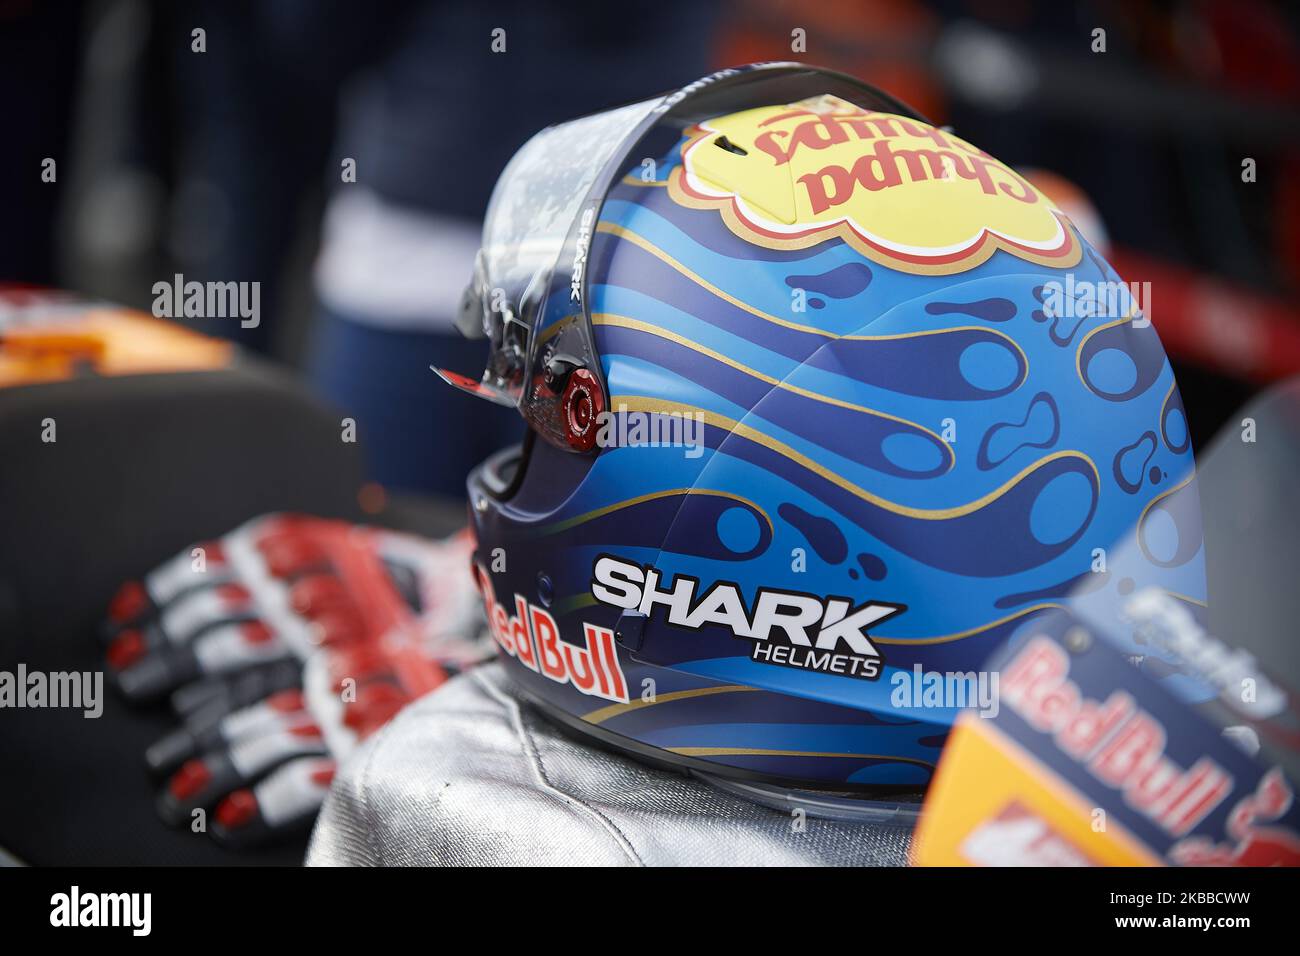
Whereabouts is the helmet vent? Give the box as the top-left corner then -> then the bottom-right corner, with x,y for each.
713,135 -> 748,156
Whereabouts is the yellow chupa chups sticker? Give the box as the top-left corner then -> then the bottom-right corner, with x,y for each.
669,95 -> 1081,275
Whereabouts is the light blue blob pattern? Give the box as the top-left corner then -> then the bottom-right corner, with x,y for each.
1164,407 -> 1188,449
881,431 -> 946,473
959,341 -> 1020,392
716,505 -> 762,555
1142,507 -> 1180,564
1088,348 -> 1139,395
1030,471 -> 1095,545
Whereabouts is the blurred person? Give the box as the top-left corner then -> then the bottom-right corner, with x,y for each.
160,1 -> 396,353
308,1 -> 719,497
0,0 -> 88,283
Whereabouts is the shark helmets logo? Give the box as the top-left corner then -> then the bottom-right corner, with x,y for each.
669,95 -> 1081,275
569,206 -> 596,303
592,555 -> 902,680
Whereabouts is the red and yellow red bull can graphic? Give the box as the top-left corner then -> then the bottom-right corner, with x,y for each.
915,610 -> 1300,866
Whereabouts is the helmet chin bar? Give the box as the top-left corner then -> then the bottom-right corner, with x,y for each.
467,441 -> 528,501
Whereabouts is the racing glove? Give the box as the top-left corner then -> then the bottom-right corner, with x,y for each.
104,514 -> 482,702
161,627 -> 452,846
104,515 -> 487,846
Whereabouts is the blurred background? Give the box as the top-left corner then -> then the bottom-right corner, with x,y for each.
3,0 -> 1299,505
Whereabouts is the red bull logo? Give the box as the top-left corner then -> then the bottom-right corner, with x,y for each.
476,564 -> 629,704
1002,637 -> 1234,838
1170,768 -> 1300,866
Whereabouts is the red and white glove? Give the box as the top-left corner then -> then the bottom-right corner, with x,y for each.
104,515 -> 483,702
103,515 -> 488,846
164,628 -> 454,846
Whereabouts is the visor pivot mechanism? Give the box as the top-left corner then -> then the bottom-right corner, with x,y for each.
562,368 -> 604,452
543,352 -> 582,393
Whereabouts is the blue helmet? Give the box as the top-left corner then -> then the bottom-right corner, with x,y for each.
442,63 -> 1206,791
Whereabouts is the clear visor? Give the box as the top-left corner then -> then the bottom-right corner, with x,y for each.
1065,377 -> 1300,784
455,98 -> 659,404
442,63 -> 929,451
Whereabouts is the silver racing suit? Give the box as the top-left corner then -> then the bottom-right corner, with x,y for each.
307,662 -> 915,866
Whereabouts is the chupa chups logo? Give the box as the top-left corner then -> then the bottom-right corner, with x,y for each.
591,555 -> 901,681
1002,637 -> 1234,838
476,563 -> 629,704
669,95 -> 1081,275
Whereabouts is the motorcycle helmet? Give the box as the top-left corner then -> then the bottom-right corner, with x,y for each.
439,62 -> 1206,792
